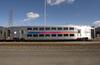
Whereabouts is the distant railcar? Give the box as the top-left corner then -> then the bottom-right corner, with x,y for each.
3,25 -> 95,41
0,26 -> 6,40
95,27 -> 100,37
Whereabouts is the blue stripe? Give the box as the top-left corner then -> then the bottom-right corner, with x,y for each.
28,32 -> 40,34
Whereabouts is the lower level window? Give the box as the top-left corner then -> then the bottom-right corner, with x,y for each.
33,34 -> 38,37
45,34 -> 50,37
58,34 -> 62,37
39,34 -> 44,37
64,34 -> 68,36
27,34 -> 32,37
51,34 -> 56,37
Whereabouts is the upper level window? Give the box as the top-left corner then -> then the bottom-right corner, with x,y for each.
33,27 -> 38,30
58,27 -> 62,30
27,28 -> 32,30
69,27 -> 74,30
39,27 -> 44,30
51,27 -> 56,30
45,27 -> 50,30
64,27 -> 68,30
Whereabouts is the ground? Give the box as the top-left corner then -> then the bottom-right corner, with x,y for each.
0,42 -> 100,65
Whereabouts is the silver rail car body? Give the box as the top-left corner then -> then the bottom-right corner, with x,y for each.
4,25 -> 95,41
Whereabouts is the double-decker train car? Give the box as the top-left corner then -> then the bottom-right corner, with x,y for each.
3,25 -> 95,41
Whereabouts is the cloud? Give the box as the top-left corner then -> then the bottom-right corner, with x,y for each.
47,0 -> 75,6
93,20 -> 100,27
23,12 -> 40,22
67,0 -> 75,4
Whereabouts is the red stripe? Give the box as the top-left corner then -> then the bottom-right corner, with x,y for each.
41,32 -> 75,34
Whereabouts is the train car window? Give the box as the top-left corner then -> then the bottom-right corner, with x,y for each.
33,34 -> 38,37
64,27 -> 68,30
58,34 -> 62,37
27,34 -> 32,37
69,27 -> 74,30
39,34 -> 44,37
7,30 -> 10,37
51,27 -> 56,30
64,34 -> 68,36
51,34 -> 56,37
78,30 -> 81,33
27,28 -> 32,30
39,27 -> 44,30
0,30 -> 2,34
21,30 -> 24,34
45,27 -> 50,30
70,34 -> 74,37
58,27 -> 62,30
45,34 -> 50,37
33,27 -> 38,30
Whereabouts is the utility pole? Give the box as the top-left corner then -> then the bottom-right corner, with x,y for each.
8,10 -> 13,27
44,0 -> 47,26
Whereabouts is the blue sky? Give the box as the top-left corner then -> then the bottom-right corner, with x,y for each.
0,0 -> 100,26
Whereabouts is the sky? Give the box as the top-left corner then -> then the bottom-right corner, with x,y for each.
0,0 -> 100,26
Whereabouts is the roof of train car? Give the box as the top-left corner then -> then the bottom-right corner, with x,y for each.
0,26 -> 4,27
6,25 -> 92,27
96,27 -> 100,32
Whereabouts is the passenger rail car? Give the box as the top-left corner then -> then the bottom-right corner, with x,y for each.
0,25 -> 94,40
3,25 -> 95,41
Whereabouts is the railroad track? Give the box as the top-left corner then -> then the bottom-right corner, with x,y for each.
0,42 -> 100,46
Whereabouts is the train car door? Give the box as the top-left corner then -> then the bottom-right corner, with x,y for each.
91,29 -> 95,39
6,29 -> 11,40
